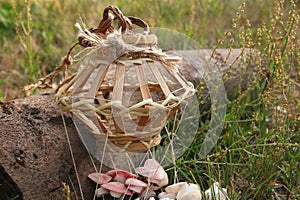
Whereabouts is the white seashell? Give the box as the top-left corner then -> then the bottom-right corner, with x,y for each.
205,182 -> 229,200
178,189 -> 202,200
177,183 -> 199,196
150,171 -> 169,190
136,159 -> 168,190
165,182 -> 188,195
158,191 -> 176,199
177,183 -> 202,200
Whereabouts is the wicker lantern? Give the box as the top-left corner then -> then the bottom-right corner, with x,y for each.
54,6 -> 195,152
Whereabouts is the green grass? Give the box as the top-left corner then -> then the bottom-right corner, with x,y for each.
0,0 -> 299,199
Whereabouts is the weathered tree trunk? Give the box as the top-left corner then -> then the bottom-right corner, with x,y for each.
0,49 -> 264,200
0,92 -> 107,200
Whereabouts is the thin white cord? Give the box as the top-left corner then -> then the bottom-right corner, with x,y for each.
61,112 -> 85,200
88,153 -> 97,172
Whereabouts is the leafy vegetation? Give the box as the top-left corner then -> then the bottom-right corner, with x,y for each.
0,0 -> 299,199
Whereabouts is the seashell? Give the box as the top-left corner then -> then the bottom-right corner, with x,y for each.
158,191 -> 176,199
101,181 -> 132,198
95,187 -> 108,197
136,159 -> 168,189
177,183 -> 202,200
165,182 -> 187,195
125,177 -> 148,193
88,172 -> 112,184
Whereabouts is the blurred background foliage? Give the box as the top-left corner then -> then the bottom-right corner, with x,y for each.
0,0 -> 288,100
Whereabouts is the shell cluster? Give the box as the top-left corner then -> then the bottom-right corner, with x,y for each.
158,182 -> 228,200
88,159 -> 168,199
88,159 -> 229,200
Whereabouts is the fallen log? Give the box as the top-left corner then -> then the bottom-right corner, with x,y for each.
0,49 -> 264,200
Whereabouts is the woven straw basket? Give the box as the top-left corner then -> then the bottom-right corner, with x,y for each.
49,6 -> 195,152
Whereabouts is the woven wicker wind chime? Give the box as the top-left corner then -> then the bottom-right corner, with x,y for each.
49,6 -> 195,152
